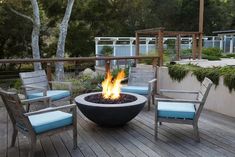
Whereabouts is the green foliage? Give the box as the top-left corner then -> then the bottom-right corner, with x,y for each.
180,49 -> 192,59
221,53 -> 235,58
12,79 -> 22,90
167,64 -> 235,92
168,64 -> 189,82
224,73 -> 235,92
192,67 -> 220,86
112,67 -> 129,78
63,74 -> 103,97
1,0 -> 235,59
100,46 -> 113,56
202,48 -> 222,57
202,55 -> 221,61
202,48 -> 222,61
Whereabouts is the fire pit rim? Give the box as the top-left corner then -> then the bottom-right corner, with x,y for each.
75,92 -> 147,107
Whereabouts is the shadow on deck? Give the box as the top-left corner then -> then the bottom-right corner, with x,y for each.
0,104 -> 235,157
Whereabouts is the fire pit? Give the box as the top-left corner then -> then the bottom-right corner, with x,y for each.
75,92 -> 146,126
75,69 -> 147,126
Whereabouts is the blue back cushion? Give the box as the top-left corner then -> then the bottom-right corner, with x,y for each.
121,86 -> 148,95
29,111 -> 72,134
28,90 -> 70,101
157,102 -> 195,119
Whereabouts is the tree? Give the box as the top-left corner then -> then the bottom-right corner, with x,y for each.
6,0 -> 42,70
55,0 -> 75,81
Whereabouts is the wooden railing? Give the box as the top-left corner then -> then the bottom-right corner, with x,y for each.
0,56 -> 160,81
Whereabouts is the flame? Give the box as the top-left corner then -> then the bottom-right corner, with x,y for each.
102,69 -> 125,99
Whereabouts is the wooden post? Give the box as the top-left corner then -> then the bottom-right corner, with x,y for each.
198,0 -> 204,59
152,58 -> 157,68
198,33 -> 203,59
105,60 -> 110,74
158,29 -> 164,66
175,35 -> 181,61
46,62 -> 52,88
192,34 -> 197,60
135,32 -> 140,64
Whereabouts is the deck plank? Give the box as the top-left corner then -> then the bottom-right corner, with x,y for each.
7,115 -> 20,157
0,104 -> 235,157
0,107 -> 8,157
76,111 -> 124,157
140,110 -> 231,157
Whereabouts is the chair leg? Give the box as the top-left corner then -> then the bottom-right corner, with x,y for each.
154,112 -> 158,140
152,94 -> 155,105
193,124 -> 200,142
26,103 -> 31,112
147,95 -> 151,111
29,136 -> 36,157
73,127 -> 78,149
11,126 -> 18,147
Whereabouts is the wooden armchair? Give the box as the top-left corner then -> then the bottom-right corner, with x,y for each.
121,67 -> 157,110
0,89 -> 77,157
20,70 -> 72,111
155,77 -> 212,142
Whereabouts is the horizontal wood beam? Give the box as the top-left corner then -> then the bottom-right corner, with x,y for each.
0,56 -> 160,64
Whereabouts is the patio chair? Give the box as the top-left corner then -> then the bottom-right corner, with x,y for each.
121,67 -> 157,110
0,89 -> 77,157
155,77 -> 212,142
20,70 -> 72,111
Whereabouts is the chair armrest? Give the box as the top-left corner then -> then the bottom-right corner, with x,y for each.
24,104 -> 76,116
148,78 -> 157,93
21,96 -> 51,104
148,78 -> 157,84
155,98 -> 202,104
49,81 -> 72,92
159,89 -> 199,94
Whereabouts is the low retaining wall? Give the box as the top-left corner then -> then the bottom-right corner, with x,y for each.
157,67 -> 235,118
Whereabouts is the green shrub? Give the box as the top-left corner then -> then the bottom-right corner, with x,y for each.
168,64 -> 189,82
224,73 -> 235,92
202,55 -> 221,61
112,67 -> 129,78
100,46 -> 113,56
221,53 -> 235,58
202,48 -> 222,57
167,64 -> 235,92
192,67 -> 220,86
54,74 -> 103,97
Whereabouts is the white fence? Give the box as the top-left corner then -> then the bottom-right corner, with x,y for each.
95,36 -> 235,66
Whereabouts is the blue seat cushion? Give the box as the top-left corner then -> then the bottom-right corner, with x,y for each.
121,86 -> 148,95
157,102 -> 196,119
29,110 -> 72,134
28,90 -> 70,101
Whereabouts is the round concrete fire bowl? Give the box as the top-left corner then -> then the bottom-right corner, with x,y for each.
75,92 -> 146,126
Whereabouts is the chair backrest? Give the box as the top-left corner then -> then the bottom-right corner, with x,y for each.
20,70 -> 49,95
128,67 -> 156,87
195,77 -> 213,121
0,89 -> 32,133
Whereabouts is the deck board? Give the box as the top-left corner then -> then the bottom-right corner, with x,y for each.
0,104 -> 235,157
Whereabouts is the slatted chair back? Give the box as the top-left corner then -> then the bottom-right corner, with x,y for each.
20,70 -> 49,95
195,77 -> 213,121
128,67 -> 156,87
0,90 -> 32,133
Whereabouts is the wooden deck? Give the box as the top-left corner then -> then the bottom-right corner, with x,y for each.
1,104 -> 235,157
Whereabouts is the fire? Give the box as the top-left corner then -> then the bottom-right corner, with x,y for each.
102,69 -> 125,100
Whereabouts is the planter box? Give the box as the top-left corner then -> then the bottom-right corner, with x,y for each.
157,67 -> 235,118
